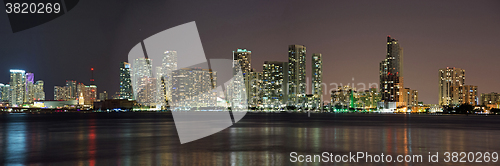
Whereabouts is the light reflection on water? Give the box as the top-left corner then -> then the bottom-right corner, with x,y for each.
0,113 -> 499,165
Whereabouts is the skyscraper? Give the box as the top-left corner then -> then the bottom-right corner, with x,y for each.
24,72 -> 35,104
160,51 -> 177,105
34,80 -> 45,101
84,85 -> 97,106
66,80 -> 77,100
263,61 -> 288,108
54,86 -> 70,100
132,58 -> 153,102
380,36 -> 404,106
247,70 -> 262,107
288,45 -> 306,107
438,67 -> 465,106
1,84 -> 10,102
9,69 -> 26,106
311,53 -> 323,107
119,62 -> 133,100
232,48 -> 251,76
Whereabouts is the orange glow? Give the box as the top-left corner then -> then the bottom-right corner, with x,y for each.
91,68 -> 94,71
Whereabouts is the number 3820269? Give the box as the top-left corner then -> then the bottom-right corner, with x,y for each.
5,3 -> 61,14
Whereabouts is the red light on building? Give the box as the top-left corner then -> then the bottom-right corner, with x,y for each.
91,68 -> 94,71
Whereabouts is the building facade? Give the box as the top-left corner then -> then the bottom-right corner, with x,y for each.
119,62 -> 133,100
438,67 -> 465,106
311,53 -> 323,108
9,69 -> 26,106
288,45 -> 307,107
263,61 -> 288,108
380,36 -> 404,107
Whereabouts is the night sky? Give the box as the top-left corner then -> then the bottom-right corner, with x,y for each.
0,0 -> 499,104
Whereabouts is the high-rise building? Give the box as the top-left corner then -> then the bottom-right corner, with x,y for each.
84,85 -> 97,106
9,69 -> 26,106
263,61 -> 288,108
119,62 -> 133,100
171,68 -> 217,108
438,67 -> 465,106
0,83 -> 6,102
233,48 -> 251,76
380,36 -> 404,107
311,53 -> 323,108
25,72 -> 35,104
463,85 -> 478,106
402,88 -> 418,107
34,80 -> 45,101
66,80 -> 77,100
54,86 -> 70,100
288,45 -> 307,107
247,70 -> 262,107
1,84 -> 11,102
161,51 -> 177,104
132,58 -> 153,102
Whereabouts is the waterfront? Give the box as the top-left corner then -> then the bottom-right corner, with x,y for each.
1,113 -> 499,165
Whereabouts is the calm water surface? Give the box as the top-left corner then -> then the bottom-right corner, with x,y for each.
1,113 -> 499,166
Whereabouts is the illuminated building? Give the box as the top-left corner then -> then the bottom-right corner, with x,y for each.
99,91 -> 108,101
171,68 -> 217,108
311,53 -> 323,108
288,45 -> 307,107
233,48 -> 251,76
331,86 -> 356,108
66,80 -> 77,100
358,88 -> 382,109
132,58 -> 153,102
463,85 -> 478,106
34,80 -> 45,101
76,83 -> 86,103
438,67 -> 465,106
402,88 -> 418,107
84,85 -> 97,106
380,36 -> 404,107
247,70 -> 262,107
9,69 -> 26,106
481,92 -> 500,108
119,62 -> 133,100
263,61 -> 288,108
1,84 -> 10,102
54,86 -> 70,100
160,51 -> 177,105
25,72 -> 35,104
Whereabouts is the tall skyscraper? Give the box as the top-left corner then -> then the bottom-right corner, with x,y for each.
0,83 -> 5,102
311,53 -> 323,107
66,80 -> 77,100
438,67 -> 465,106
232,48 -> 251,76
160,51 -> 177,105
132,58 -> 153,102
34,80 -> 45,101
24,72 -> 35,104
263,61 -> 288,108
9,69 -> 26,106
380,36 -> 404,106
119,62 -> 133,100
247,70 -> 262,107
288,45 -> 307,107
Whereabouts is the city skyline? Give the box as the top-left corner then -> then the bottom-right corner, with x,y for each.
1,0 -> 499,104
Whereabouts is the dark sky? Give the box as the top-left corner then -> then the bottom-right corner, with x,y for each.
1,0 -> 499,104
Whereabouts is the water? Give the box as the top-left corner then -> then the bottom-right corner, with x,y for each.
0,113 -> 499,166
